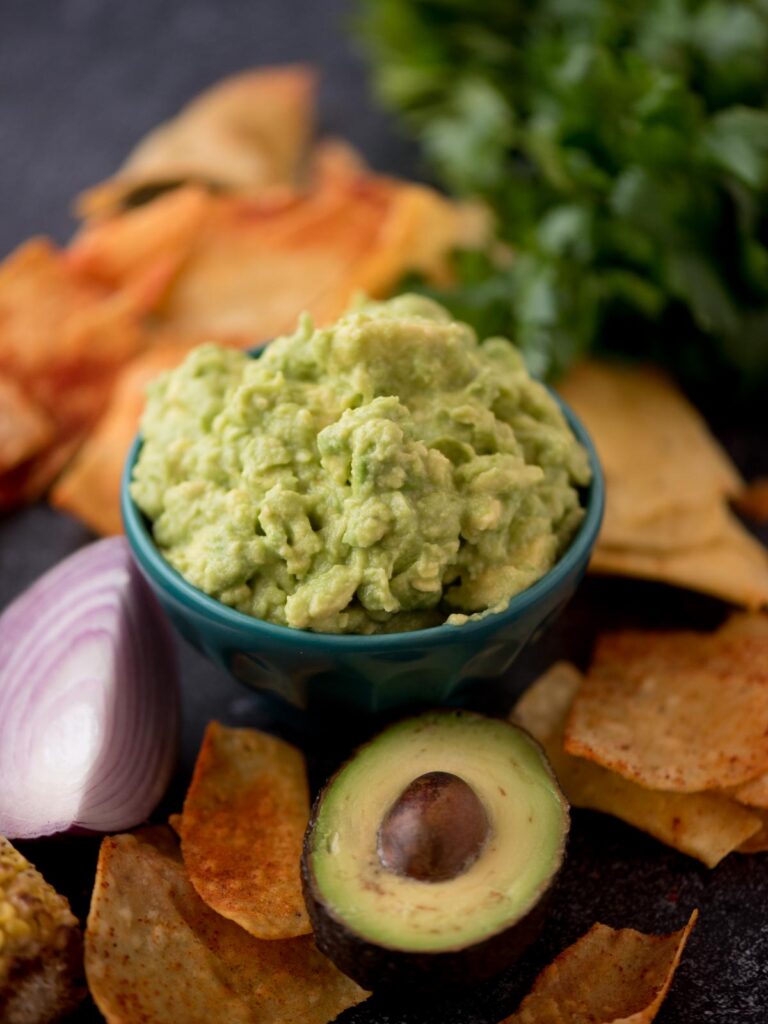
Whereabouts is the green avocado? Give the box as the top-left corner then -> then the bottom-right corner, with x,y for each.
301,710 -> 568,988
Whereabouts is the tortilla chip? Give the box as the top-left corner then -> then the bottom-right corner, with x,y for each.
591,514 -> 768,610
564,627 -> 768,792
180,723 -> 311,939
341,183 -> 492,303
557,361 -> 741,521
513,663 -> 762,867
0,434 -> 84,511
738,811 -> 768,853
51,341 -> 195,534
0,374 -> 54,473
68,186 -> 210,291
556,361 -> 768,607
503,911 -> 697,1024
0,237 -> 159,509
310,138 -> 369,184
86,828 -> 367,1024
155,181 -> 391,341
0,238 -> 143,381
734,477 -> 768,523
78,67 -> 315,219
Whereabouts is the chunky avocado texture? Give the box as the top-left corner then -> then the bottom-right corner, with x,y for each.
301,710 -> 568,989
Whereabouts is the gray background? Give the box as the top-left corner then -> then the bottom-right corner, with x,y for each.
1,1 -> 767,1020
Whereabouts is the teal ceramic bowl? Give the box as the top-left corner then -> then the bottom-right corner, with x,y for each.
121,395 -> 603,714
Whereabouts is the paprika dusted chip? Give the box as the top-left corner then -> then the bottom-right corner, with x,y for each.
0,375 -> 53,473
86,828 -> 367,1024
68,186 -> 210,290
51,340 -> 198,535
180,723 -> 311,939
514,663 -> 762,867
0,236 -> 155,508
564,627 -> 768,792
503,911 -> 697,1024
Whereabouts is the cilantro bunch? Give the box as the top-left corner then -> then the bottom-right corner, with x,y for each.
359,0 -> 768,391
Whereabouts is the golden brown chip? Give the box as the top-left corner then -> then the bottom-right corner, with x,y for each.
590,514 -> 768,610
564,629 -> 768,792
502,911 -> 697,1024
734,477 -> 768,524
68,185 -> 210,290
180,723 -> 311,939
513,663 -> 762,867
556,360 -> 768,607
738,810 -> 768,853
78,66 -> 316,219
51,341 -> 196,534
558,361 -> 741,519
0,374 -> 54,473
86,827 -> 367,1024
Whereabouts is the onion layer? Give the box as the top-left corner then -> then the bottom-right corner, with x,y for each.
0,537 -> 179,838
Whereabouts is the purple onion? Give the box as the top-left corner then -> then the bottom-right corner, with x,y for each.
0,537 -> 179,838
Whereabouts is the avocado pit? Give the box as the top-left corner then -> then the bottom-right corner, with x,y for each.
377,771 -> 490,882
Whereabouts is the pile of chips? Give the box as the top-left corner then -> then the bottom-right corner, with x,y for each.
0,66 -> 487,533
515,613 -> 768,867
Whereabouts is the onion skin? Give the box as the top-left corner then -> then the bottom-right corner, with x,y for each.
0,537 -> 179,839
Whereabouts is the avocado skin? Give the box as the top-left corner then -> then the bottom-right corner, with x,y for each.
302,842 -> 557,989
301,724 -> 568,990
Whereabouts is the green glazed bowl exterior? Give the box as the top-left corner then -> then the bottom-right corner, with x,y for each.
121,392 -> 603,714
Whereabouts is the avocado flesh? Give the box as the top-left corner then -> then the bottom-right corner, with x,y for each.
304,711 -> 568,959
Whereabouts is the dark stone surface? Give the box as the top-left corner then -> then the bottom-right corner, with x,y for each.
1,1 -> 768,1020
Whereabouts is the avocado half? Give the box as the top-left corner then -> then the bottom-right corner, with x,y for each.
301,710 -> 569,989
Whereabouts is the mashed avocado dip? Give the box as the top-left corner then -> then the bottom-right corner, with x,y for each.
131,295 -> 590,634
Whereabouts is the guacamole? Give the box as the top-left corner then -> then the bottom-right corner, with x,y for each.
131,295 -> 590,634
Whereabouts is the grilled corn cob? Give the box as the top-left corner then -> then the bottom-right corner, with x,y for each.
0,836 -> 83,1023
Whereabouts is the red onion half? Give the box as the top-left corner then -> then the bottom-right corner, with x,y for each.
0,537 -> 179,838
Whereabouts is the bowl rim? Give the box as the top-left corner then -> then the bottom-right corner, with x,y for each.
122,382 -> 604,650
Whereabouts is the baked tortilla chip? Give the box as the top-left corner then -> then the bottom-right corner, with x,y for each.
68,186 -> 210,290
513,663 -> 762,867
557,360 -> 768,607
155,182 -> 393,341
591,515 -> 768,610
86,828 -> 367,1024
78,66 -> 315,218
0,374 -> 54,473
180,723 -> 311,939
738,811 -> 768,853
564,628 -> 768,792
503,912 -> 697,1024
0,238 -> 144,382
0,237 -> 153,507
51,341 -> 196,534
157,173 -> 489,344
558,361 -> 741,523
